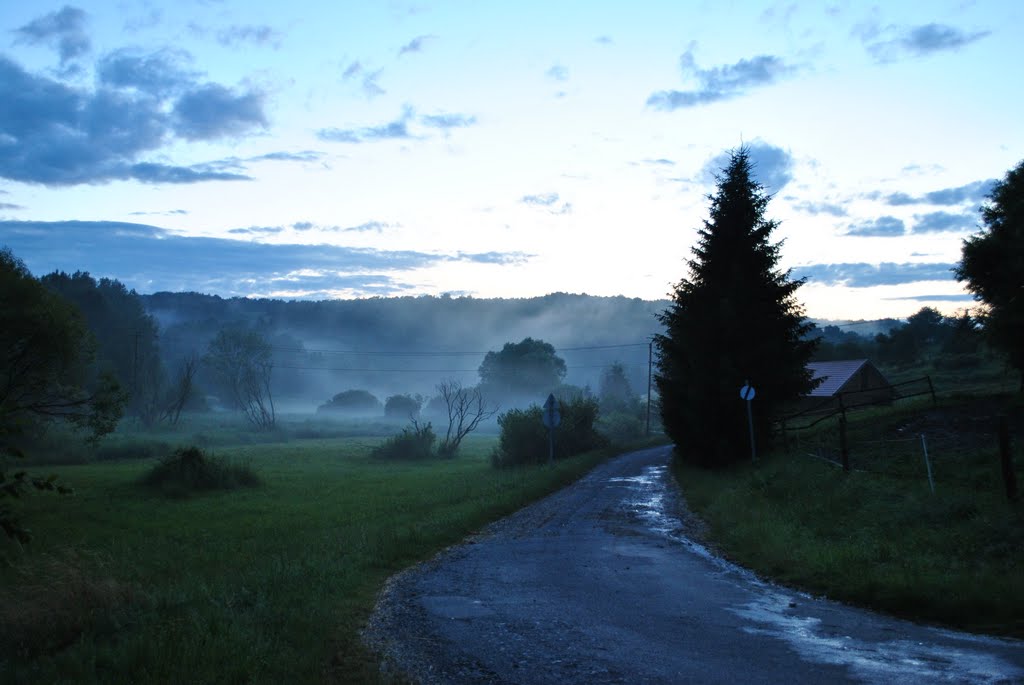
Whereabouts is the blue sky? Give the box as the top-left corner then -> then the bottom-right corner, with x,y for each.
0,1 -> 1019,319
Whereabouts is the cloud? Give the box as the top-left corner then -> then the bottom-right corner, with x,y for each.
292,221 -> 313,230
317,107 -> 414,143
340,61 -> 385,98
793,262 -> 956,287
172,84 -> 267,140
398,35 -> 434,55
228,225 -> 284,236
341,221 -> 394,233
520,192 -> 572,215
595,35 -> 613,45
1,220 -> 533,298
864,23 -> 990,63
0,202 -> 24,210
128,209 -> 188,216
885,294 -> 975,303
0,52 -> 266,186
647,45 -> 795,110
546,64 -> 569,81
15,6 -> 91,66
420,113 -> 477,130
791,200 -> 847,217
701,141 -> 794,194
642,158 -> 675,167
912,211 -> 975,234
216,25 -> 282,48
876,179 -> 997,207
247,150 -> 324,163
97,48 -> 198,96
844,216 -> 905,237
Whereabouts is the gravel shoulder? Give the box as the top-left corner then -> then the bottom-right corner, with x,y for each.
362,446 -> 1024,684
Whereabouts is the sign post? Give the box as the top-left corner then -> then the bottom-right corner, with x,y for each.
739,381 -> 756,464
542,393 -> 561,465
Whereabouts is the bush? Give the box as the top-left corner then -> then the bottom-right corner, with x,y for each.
491,396 -> 607,468
370,422 -> 437,460
597,410 -> 644,444
384,394 -> 422,420
138,446 -> 261,497
316,389 -> 381,416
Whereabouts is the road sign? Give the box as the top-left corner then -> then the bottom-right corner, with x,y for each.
542,393 -> 561,429
740,381 -> 756,463
740,384 -> 756,401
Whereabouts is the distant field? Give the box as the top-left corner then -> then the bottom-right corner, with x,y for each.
675,390 -> 1024,637
1,428 -> 624,683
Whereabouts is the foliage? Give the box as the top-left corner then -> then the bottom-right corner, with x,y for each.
491,395 -> 607,467
205,327 -> 276,429
599,361 -> 641,414
478,337 -> 567,402
1,248 -> 126,541
596,410 -> 645,444
138,446 -> 260,497
383,393 -> 422,420
370,420 -> 437,460
654,146 -> 818,467
316,389 -> 382,416
956,159 -> 1024,389
436,380 -> 498,458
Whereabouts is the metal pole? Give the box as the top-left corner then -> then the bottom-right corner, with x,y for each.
746,398 -> 756,463
920,433 -> 934,494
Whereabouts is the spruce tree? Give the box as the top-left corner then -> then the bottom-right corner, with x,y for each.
654,146 -> 818,467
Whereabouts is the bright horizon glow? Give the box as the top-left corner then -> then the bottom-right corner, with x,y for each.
0,1 -> 1020,320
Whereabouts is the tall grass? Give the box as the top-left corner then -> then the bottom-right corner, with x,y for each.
0,434 -> 615,683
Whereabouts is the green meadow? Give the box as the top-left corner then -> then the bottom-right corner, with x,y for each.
1,427 -> 621,683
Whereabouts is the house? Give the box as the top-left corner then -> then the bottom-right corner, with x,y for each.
801,359 -> 893,413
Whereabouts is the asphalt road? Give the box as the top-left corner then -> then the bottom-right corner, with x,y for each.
364,445 -> 1024,684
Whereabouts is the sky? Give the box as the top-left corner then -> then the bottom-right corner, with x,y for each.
0,0 -> 1020,321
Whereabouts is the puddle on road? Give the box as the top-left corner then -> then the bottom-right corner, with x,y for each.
610,464 -> 1024,685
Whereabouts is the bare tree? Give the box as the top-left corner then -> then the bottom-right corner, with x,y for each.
205,328 -> 276,429
162,354 -> 198,426
436,380 -> 497,458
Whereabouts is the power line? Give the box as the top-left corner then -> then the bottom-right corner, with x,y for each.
269,341 -> 650,357
275,363 -> 648,374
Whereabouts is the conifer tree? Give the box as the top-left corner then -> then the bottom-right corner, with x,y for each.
654,146 -> 817,467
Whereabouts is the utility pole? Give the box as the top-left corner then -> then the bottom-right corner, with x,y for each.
646,339 -> 653,436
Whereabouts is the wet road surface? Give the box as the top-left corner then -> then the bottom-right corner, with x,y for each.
364,445 -> 1024,684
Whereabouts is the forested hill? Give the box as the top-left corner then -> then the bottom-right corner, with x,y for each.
141,292 -> 670,406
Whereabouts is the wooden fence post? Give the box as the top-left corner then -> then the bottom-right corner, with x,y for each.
998,415 -> 1018,502
926,376 -> 937,407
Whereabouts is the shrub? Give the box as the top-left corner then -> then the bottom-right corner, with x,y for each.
316,389 -> 381,416
384,394 -> 422,420
138,446 -> 261,497
597,410 -> 644,444
491,396 -> 607,468
370,421 -> 437,460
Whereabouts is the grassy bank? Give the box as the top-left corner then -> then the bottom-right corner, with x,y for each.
1,433 -> 617,683
673,394 -> 1024,637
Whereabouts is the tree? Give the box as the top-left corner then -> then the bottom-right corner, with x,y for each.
598,362 -> 639,414
1,248 -> 126,541
654,146 -> 818,467
436,380 -> 498,458
955,159 -> 1024,390
384,394 -> 422,419
205,327 -> 275,429
478,337 -> 567,402
317,389 -> 381,416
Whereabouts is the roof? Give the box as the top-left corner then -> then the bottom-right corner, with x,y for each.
806,359 -> 870,397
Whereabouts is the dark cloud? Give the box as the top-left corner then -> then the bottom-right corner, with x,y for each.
793,262 -> 956,287
216,25 -> 282,48
1,220 -> 532,298
292,221 -> 314,230
97,48 -> 198,96
865,23 -> 990,63
0,51 -> 267,186
317,108 -> 414,144
647,45 -> 795,110
701,141 -> 793,194
791,200 -> 847,217
912,211 -> 975,234
172,84 -> 267,140
398,35 -> 434,55
876,179 -> 996,207
15,6 -> 90,65
420,113 -> 477,130
885,294 -> 974,303
844,216 -> 905,237
546,64 -> 569,81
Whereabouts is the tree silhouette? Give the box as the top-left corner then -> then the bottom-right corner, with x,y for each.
478,337 -> 566,402
654,146 -> 818,467
956,159 -> 1024,391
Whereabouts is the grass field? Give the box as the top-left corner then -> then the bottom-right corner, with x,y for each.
674,391 -> 1024,637
1,428 -> 625,683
